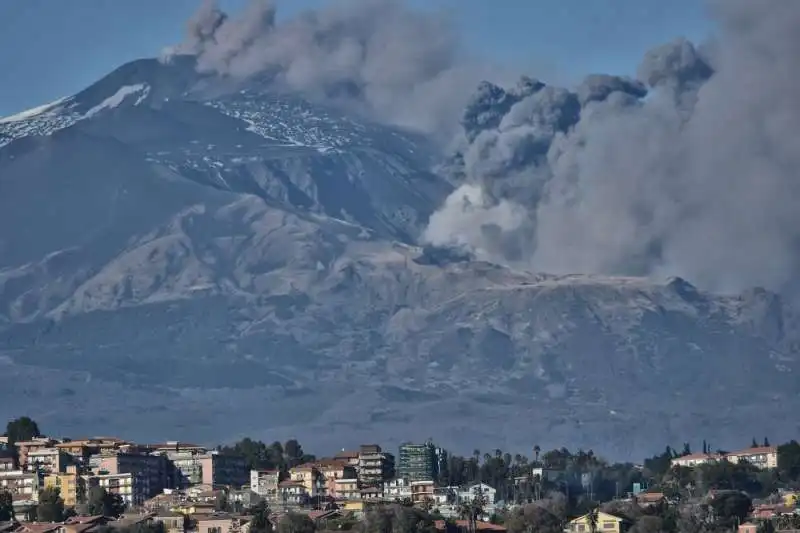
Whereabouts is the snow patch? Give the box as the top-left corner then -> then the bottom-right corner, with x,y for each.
85,84 -> 150,118
0,97 -> 69,124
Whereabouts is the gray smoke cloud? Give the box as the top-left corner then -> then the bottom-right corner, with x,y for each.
166,0 -> 507,138
424,0 -> 800,293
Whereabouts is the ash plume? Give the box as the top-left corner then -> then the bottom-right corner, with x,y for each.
424,0 -> 800,293
167,0 -> 504,138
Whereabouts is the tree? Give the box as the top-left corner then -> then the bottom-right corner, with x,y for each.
361,505 -> 436,533
709,492 -> 752,530
276,512 -> 315,533
249,501 -> 273,533
587,506 -> 599,533
5,417 -> 41,467
752,438 -> 759,448
37,487 -> 65,523
505,504 -> 562,533
86,486 -> 125,517
0,490 -> 13,521
763,437 -> 771,447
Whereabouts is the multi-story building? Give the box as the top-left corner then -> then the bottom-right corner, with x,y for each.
289,464 -> 324,498
250,469 -> 281,500
0,469 -> 41,501
333,451 -> 360,470
147,442 -> 207,488
277,480 -> 308,508
334,478 -> 360,501
725,446 -> 779,469
55,438 -> 132,465
670,452 -> 723,468
87,472 -> 147,507
398,442 -> 437,482
0,457 -> 15,472
197,451 -> 248,488
26,448 -> 74,474
410,480 -> 434,505
357,445 -> 394,487
314,460 -> 357,499
92,452 -> 170,498
383,478 -> 412,501
14,438 -> 57,468
44,466 -> 86,507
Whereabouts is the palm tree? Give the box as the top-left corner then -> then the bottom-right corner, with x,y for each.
587,506 -> 599,533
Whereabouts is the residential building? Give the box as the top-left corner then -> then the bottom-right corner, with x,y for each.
360,486 -> 381,500
92,452 -> 169,498
88,472 -> 147,506
398,442 -> 437,482
333,451 -> 360,470
567,511 -> 630,533
152,511 -> 187,533
26,448 -> 73,474
277,481 -> 309,508
670,453 -> 722,468
357,445 -> 394,487
634,492 -> 665,508
14,439 -> 57,469
196,515 -> 251,533
313,460 -> 356,499
44,467 -> 86,507
334,478 -> 360,501
289,464 -> 323,497
0,470 -> 40,501
55,438 -> 133,463
383,478 -> 412,501
410,480 -> 434,505
459,484 -> 496,506
250,470 -> 281,500
725,447 -> 778,469
148,442 -> 207,488
0,457 -> 14,472
197,452 -> 248,488
432,487 -> 458,507
229,488 -> 262,510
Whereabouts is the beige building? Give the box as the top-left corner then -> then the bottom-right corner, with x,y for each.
334,478 -> 360,501
670,453 -> 723,468
88,472 -> 147,506
44,467 -> 86,507
411,480 -> 434,505
250,469 -> 281,500
196,515 -> 251,533
725,447 -> 778,469
0,470 -> 40,501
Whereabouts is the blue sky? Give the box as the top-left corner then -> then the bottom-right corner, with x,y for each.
0,0 -> 712,117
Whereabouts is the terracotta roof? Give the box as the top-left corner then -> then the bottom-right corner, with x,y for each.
728,446 -> 777,456
307,510 -> 341,521
636,492 -> 665,502
434,521 -> 506,531
17,522 -> 64,533
64,516 -> 105,524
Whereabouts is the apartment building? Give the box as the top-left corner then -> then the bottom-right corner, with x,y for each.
333,451 -> 360,470
289,464 -> 324,498
334,478 -> 360,501
197,451 -> 248,488
147,442 -> 207,488
88,472 -> 147,506
92,452 -> 170,498
0,457 -> 14,472
0,469 -> 41,502
410,480 -> 434,505
250,469 -> 281,500
44,466 -> 86,507
26,448 -> 74,474
55,438 -> 132,465
357,445 -> 395,487
277,480 -> 309,507
383,478 -> 412,501
14,438 -> 57,468
398,442 -> 437,482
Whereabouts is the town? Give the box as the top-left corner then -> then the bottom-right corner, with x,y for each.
1,417 -> 800,533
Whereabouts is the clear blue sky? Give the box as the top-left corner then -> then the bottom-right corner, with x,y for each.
0,0 -> 712,117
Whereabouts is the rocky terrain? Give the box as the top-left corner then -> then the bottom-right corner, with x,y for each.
1,57 -> 798,460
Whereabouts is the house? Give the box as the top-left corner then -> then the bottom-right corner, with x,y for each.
634,492 -> 665,508
250,470 -> 281,500
459,484 -> 497,505
411,480 -> 435,505
566,511 -> 630,533
312,460 -> 356,499
151,511 -> 187,533
725,447 -> 778,469
670,453 -> 723,468
195,515 -> 251,533
334,478 -> 360,501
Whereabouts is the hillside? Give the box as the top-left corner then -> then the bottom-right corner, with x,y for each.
1,57 -> 798,459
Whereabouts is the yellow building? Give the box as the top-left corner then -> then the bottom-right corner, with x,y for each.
289,464 -> 321,496
782,492 -> 799,507
567,511 -> 629,533
44,467 -> 85,507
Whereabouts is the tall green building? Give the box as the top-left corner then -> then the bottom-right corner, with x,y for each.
398,441 -> 438,481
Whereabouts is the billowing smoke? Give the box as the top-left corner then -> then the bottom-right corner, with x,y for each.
166,0 -> 505,138
424,0 -> 800,293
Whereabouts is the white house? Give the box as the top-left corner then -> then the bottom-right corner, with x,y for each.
459,483 -> 496,505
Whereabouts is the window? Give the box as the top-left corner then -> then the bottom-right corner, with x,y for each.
603,522 -> 616,529
578,525 -> 586,532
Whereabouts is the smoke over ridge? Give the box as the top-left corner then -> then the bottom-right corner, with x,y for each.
166,0 -> 503,138
170,0 -> 800,293
426,0 -> 800,293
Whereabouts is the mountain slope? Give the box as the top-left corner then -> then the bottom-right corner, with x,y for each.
1,59 -> 798,459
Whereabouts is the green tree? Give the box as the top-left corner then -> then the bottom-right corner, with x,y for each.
37,487 -> 65,523
709,492 -> 752,530
276,512 -> 315,533
0,490 -> 13,521
587,506 -> 599,533
504,504 -> 562,533
249,501 -> 273,533
5,417 -> 41,467
361,505 -> 436,533
86,486 -> 125,517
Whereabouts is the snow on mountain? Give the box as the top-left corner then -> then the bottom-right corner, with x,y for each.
0,57 -> 798,458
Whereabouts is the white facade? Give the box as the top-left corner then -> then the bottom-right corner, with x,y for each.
459,483 -> 496,505
383,478 -> 412,500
